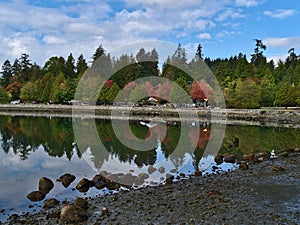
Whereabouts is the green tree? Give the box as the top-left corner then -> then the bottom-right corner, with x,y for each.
19,53 -> 32,82
0,60 -> 13,87
235,78 -> 261,109
92,44 -> 105,62
20,82 -> 37,102
251,39 -> 267,66
39,73 -> 55,102
76,54 -> 88,76
260,69 -> 276,107
65,53 -> 76,78
275,82 -> 298,107
43,56 -> 66,77
107,82 -> 121,104
0,85 -> 11,103
196,44 -> 203,60
130,84 -> 148,102
51,72 -> 67,103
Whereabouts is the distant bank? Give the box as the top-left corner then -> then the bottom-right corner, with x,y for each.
0,104 -> 299,125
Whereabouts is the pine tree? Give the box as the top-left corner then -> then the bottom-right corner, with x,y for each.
1,60 -> 13,87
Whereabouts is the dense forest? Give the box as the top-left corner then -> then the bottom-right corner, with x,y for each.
0,40 -> 299,108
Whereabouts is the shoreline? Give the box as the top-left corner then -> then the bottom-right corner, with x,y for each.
0,104 -> 300,126
3,150 -> 299,224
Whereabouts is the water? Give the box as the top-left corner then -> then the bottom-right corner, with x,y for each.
0,115 -> 299,222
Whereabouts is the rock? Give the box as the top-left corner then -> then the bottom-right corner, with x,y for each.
38,177 -> 54,192
43,198 -> 59,208
138,173 -> 149,180
284,148 -> 295,152
74,197 -> 88,210
94,181 -> 106,190
57,173 -> 76,188
238,161 -> 249,170
294,148 -> 300,152
272,165 -> 285,171
243,152 -> 255,161
134,177 -> 145,186
120,173 -> 137,186
254,151 -> 270,162
279,152 -> 289,157
148,165 -> 157,174
76,178 -> 91,192
194,170 -> 202,176
214,154 -> 223,164
158,166 -> 165,174
224,154 -> 237,163
60,204 -> 87,223
27,191 -> 45,202
102,207 -> 109,214
165,175 -> 174,185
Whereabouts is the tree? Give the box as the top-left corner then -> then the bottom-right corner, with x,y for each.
275,82 -> 298,107
76,54 -> 88,76
260,69 -> 276,107
0,85 -> 11,103
12,59 -> 22,78
44,56 -> 66,77
65,53 -> 76,78
19,53 -> 32,82
92,44 -> 105,62
20,82 -> 37,102
1,60 -> 13,87
235,78 -> 261,109
251,39 -> 267,66
196,44 -> 203,60
39,73 -> 55,102
129,84 -> 148,102
190,80 -> 214,103
6,81 -> 22,100
286,48 -> 298,68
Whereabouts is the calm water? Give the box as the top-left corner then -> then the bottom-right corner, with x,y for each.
0,115 -> 299,221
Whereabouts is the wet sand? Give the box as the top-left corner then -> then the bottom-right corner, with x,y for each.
3,150 -> 299,225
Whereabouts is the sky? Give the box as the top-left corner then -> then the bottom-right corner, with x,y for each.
0,0 -> 299,67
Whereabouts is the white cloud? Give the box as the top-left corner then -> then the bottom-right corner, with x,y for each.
235,0 -> 259,7
197,33 -> 212,39
0,0 -> 269,65
264,37 -> 300,48
43,35 -> 66,44
264,9 -> 296,19
216,8 -> 244,22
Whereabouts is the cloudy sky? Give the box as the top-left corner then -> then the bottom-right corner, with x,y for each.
0,0 -> 299,66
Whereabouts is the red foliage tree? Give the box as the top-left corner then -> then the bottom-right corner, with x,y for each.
189,80 -> 214,102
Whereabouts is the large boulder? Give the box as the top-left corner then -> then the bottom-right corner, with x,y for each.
56,173 -> 76,188
27,191 -> 45,202
38,177 -> 54,193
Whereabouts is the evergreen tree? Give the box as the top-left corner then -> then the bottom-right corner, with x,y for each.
19,53 -> 32,82
1,60 -> 13,87
76,54 -> 88,76
92,44 -> 105,62
260,69 -> 276,107
251,39 -> 266,66
196,44 -> 203,60
65,53 -> 76,78
235,78 -> 261,109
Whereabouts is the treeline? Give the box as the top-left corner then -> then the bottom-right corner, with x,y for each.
0,40 -> 300,108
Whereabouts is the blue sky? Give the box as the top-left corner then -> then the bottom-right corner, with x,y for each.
0,0 -> 299,66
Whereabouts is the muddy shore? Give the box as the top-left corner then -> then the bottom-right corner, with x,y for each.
3,150 -> 299,225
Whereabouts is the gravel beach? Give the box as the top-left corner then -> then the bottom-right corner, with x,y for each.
3,149 -> 299,225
